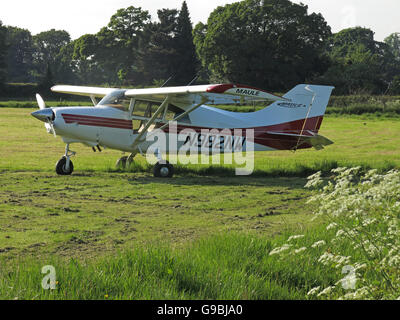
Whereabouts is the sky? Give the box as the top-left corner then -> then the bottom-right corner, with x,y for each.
0,0 -> 399,41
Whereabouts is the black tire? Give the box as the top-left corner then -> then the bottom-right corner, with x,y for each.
115,156 -> 128,169
153,161 -> 174,178
56,157 -> 74,175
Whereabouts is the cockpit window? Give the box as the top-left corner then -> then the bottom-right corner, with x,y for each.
98,90 -> 130,112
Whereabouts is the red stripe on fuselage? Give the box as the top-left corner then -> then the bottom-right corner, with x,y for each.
157,116 -> 323,150
62,114 -> 133,130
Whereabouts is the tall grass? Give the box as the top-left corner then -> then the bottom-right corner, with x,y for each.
0,228 -> 334,300
1,167 -> 398,300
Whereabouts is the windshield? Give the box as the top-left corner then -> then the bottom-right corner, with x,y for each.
98,90 -> 130,111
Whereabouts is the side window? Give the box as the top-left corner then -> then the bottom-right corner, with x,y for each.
98,90 -> 130,112
163,108 -> 176,121
132,101 -> 163,119
131,101 -> 191,133
132,120 -> 142,131
132,101 -> 150,118
116,99 -> 131,112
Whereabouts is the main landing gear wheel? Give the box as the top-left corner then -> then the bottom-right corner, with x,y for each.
153,161 -> 174,178
56,156 -> 74,175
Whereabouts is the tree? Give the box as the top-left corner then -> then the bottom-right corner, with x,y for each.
140,9 -> 180,85
5,26 -> 34,82
193,0 -> 332,91
69,34 -> 105,84
96,6 -> 151,85
32,29 -> 71,82
385,33 -> 400,61
319,27 -> 398,94
53,41 -> 79,84
173,1 -> 199,85
0,21 -> 7,86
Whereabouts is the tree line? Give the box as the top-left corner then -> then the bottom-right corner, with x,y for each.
1,0 -> 400,95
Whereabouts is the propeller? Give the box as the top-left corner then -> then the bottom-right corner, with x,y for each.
31,94 -> 57,137
36,93 -> 46,110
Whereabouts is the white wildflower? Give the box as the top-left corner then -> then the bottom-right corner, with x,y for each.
269,244 -> 292,256
336,229 -> 345,237
311,240 -> 326,248
294,247 -> 307,254
317,286 -> 334,297
307,286 -> 320,296
287,235 -> 305,242
326,223 -> 337,230
353,263 -> 367,271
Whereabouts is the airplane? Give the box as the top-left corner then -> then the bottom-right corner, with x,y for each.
31,83 -> 335,178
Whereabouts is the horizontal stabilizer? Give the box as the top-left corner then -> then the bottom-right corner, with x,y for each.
267,131 -> 334,150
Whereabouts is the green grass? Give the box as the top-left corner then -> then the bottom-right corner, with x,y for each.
1,226 -> 337,300
0,107 -> 399,299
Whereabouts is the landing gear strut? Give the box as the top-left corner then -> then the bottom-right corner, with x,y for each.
56,144 -> 75,175
116,153 -> 137,170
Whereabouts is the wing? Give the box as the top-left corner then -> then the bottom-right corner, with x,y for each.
51,85 -> 121,98
125,84 -> 288,108
51,83 -> 287,105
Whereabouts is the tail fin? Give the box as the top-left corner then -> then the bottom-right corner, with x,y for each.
260,84 -> 334,135
282,84 -> 334,133
261,84 -> 335,150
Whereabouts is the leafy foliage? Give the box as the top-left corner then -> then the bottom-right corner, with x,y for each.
4,26 -> 33,83
2,1 -> 400,96
32,29 -> 71,82
316,28 -> 400,94
0,21 -> 7,86
193,0 -> 332,90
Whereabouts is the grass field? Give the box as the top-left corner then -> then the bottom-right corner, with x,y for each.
0,107 -> 399,299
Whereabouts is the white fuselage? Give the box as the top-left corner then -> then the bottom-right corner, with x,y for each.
51,105 -> 276,154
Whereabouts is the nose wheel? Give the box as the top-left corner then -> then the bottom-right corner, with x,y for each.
56,144 -> 75,175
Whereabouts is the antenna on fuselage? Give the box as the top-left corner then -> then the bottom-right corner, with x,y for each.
161,76 -> 174,87
186,75 -> 199,86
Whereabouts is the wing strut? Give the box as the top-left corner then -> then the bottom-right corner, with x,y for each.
153,97 -> 208,134
131,96 -> 170,150
132,97 -> 208,151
